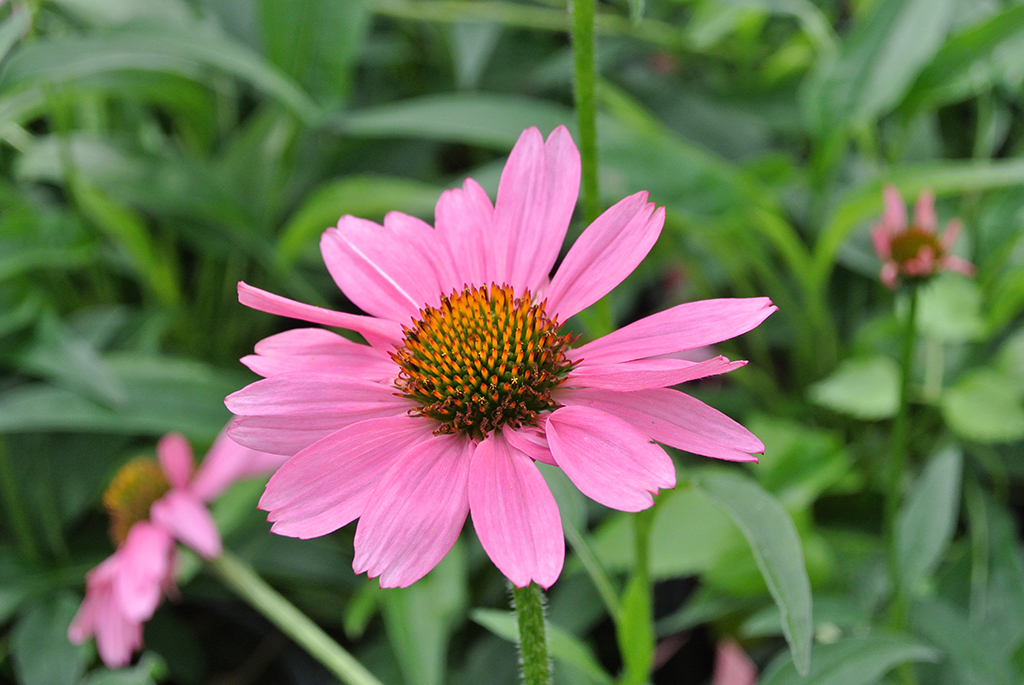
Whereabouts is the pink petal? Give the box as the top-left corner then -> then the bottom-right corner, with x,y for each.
237,281 -> 404,353
493,126 -> 580,293
259,416 -> 434,539
150,490 -> 222,558
545,405 -> 675,512
546,192 -> 664,321
157,433 -> 194,490
943,254 -> 976,278
570,297 -> 776,366
469,433 -> 564,588
225,374 -> 415,454
557,387 -> 763,462
913,188 -> 937,232
353,434 -> 472,588
69,558 -> 145,669
435,177 -> 495,291
241,328 -> 395,381
940,218 -> 963,250
504,425 -> 556,465
190,427 -> 289,501
713,640 -> 758,685
321,215 -> 442,323
94,611 -> 142,669
567,356 -> 746,391
871,224 -> 891,260
880,262 -> 899,289
882,184 -> 907,229
113,522 -> 173,621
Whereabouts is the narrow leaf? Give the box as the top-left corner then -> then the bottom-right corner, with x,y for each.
759,634 -> 939,685
697,472 -> 813,675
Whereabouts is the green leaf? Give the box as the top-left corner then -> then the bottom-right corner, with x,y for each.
338,93 -> 573,149
0,6 -> 30,63
47,0 -> 193,27
696,472 -> 813,676
895,447 -> 962,595
916,273 -> 984,342
380,542 -> 466,685
11,593 -> 88,685
0,25 -> 319,122
759,634 -> 939,685
616,573 -> 654,685
903,5 -> 1024,114
941,368 -> 1024,444
803,0 -> 957,133
808,355 -> 900,420
471,609 -> 613,685
912,599 -> 1017,685
78,653 -> 167,685
258,0 -> 368,104
276,175 -> 445,268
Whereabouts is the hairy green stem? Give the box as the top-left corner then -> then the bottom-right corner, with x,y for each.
209,552 -> 384,685
570,0 -> 600,223
513,583 -> 552,685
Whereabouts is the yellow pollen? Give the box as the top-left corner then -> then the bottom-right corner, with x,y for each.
103,456 -> 170,546
392,284 -> 577,440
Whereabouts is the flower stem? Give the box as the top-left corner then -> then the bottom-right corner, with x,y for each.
208,552 -> 384,685
513,583 -> 552,685
887,285 -> 919,661
570,0 -> 600,224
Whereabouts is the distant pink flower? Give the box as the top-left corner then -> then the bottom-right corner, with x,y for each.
872,185 -> 975,288
70,428 -> 285,667
227,126 -> 775,590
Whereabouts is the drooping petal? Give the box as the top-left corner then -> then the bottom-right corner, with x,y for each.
237,281 -> 404,353
259,416 -> 434,539
546,193 -> 664,321
225,374 -> 415,454
545,405 -> 675,512
882,184 -> 907,230
469,433 -> 564,588
570,298 -> 776,365
150,491 -> 221,558
113,522 -> 173,621
943,254 -> 976,278
435,177 -> 495,290
156,433 -> 194,490
321,215 -> 442,323
190,427 -> 289,502
880,262 -> 899,289
241,328 -> 396,381
493,126 -> 581,293
69,556 -> 144,669
913,188 -> 937,232
871,224 -> 891,260
504,424 -> 556,465
353,434 -> 472,588
568,356 -> 746,392
939,218 -> 963,251
557,387 -> 763,462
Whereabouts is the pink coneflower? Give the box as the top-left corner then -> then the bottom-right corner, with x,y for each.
871,184 -> 975,288
227,126 -> 775,590
69,429 -> 285,667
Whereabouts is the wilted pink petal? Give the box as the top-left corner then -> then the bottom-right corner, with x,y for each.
190,427 -> 289,501
150,491 -> 221,559
112,522 -> 174,621
231,126 -> 772,588
157,433 -> 194,490
68,555 -> 144,669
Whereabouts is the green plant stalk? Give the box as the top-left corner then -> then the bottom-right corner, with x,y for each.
513,583 -> 552,685
887,285 -> 919,647
570,0 -> 600,224
0,436 -> 40,563
617,507 -> 655,685
209,552 -> 385,685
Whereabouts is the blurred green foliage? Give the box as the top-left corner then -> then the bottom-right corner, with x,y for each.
2,0 -> 1024,683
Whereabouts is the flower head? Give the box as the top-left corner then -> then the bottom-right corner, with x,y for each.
227,126 -> 776,589
70,428 -> 285,667
871,184 -> 975,288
